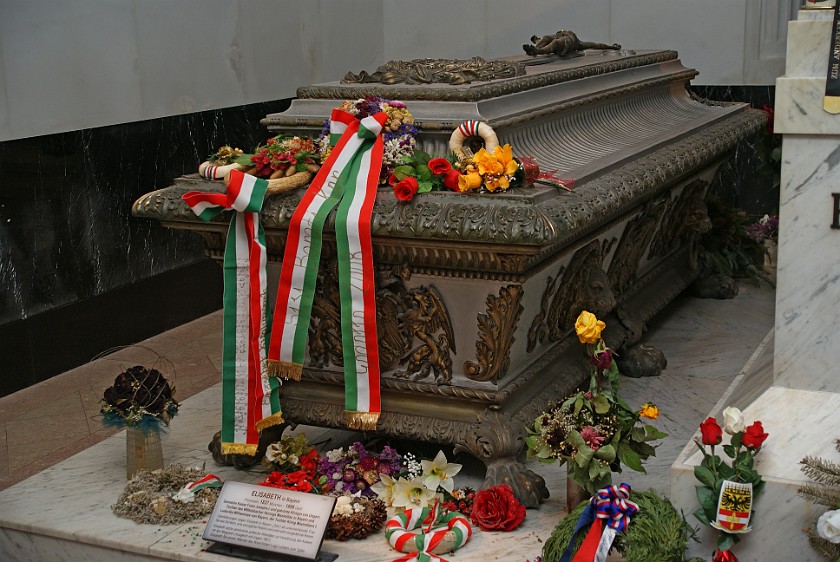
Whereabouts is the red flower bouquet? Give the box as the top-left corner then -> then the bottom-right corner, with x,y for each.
469,484 -> 526,532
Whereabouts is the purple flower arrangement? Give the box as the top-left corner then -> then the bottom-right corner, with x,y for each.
317,96 -> 418,181
745,214 -> 779,244
316,441 -> 403,496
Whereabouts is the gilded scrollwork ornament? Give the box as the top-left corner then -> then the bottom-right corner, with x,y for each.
464,285 -> 524,382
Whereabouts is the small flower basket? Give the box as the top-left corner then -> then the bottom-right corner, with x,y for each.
100,365 -> 180,478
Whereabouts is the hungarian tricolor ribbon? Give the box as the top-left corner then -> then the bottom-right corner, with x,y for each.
385,506 -> 472,562
560,483 -> 638,562
268,109 -> 386,431
171,473 -> 224,503
182,170 -> 283,456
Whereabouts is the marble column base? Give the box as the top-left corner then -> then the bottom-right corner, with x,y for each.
670,385 -> 839,560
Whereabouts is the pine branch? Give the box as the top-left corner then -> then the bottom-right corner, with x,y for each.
807,529 -> 840,562
799,483 -> 840,508
801,455 -> 840,487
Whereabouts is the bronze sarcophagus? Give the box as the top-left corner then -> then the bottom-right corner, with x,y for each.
133,48 -> 764,506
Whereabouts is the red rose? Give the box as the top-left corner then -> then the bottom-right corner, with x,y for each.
760,103 -> 774,135
394,176 -> 419,201
470,484 -> 526,531
428,158 -> 452,175
387,172 -> 399,186
589,348 -> 613,370
442,169 -> 462,191
699,417 -> 722,446
742,421 -> 768,450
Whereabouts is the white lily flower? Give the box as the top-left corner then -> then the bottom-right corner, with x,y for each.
370,473 -> 396,506
391,476 -> 437,509
421,450 -> 462,494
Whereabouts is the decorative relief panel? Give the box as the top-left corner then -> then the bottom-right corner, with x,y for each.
307,263 -> 457,385
463,285 -> 524,383
526,240 -> 617,352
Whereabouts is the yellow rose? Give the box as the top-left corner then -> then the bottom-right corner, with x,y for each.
458,172 -> 483,192
574,310 -> 605,344
639,402 -> 659,420
493,144 -> 519,176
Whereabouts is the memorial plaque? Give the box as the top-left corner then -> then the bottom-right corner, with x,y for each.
203,481 -> 336,561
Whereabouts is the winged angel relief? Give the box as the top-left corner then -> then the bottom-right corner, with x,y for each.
309,264 -> 456,384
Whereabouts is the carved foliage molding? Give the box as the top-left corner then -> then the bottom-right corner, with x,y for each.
463,285 -> 524,382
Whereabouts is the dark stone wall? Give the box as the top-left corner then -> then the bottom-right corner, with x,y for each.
691,85 -> 779,217
0,99 -> 291,396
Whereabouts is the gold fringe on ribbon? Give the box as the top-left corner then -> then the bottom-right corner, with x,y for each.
221,442 -> 259,456
255,411 -> 285,433
344,410 -> 379,431
266,359 -> 302,381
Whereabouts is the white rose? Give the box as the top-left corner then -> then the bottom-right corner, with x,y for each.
817,510 -> 840,543
722,407 -> 745,435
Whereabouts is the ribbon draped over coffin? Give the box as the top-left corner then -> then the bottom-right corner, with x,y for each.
182,171 -> 283,456
267,109 -> 387,431
560,483 -> 639,562
385,505 -> 472,562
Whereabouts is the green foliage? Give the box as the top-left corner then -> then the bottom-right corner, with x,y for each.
700,194 -> 772,285
526,335 -> 665,495
542,490 -> 699,562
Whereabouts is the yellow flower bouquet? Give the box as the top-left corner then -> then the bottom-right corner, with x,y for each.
525,311 -> 666,495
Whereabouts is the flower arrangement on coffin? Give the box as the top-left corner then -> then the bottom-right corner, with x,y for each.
199,135 -> 322,194
798,438 -> 840,560
198,145 -> 248,180
100,365 -> 180,430
387,144 -> 527,202
525,311 -> 666,497
316,441 -> 403,496
317,96 -> 418,183
693,406 -> 768,562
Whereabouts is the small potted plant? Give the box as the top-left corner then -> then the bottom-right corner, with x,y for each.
100,365 -> 180,478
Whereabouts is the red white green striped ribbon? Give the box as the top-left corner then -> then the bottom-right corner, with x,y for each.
171,473 -> 224,503
268,109 -> 386,431
385,506 -> 472,562
182,170 -> 283,456
457,121 -> 481,138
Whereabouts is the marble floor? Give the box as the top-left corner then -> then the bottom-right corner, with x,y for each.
0,283 -> 776,561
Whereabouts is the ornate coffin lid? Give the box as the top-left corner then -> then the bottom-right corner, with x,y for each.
133,50 -> 765,275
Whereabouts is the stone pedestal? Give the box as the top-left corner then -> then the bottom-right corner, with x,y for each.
671,9 -> 840,560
